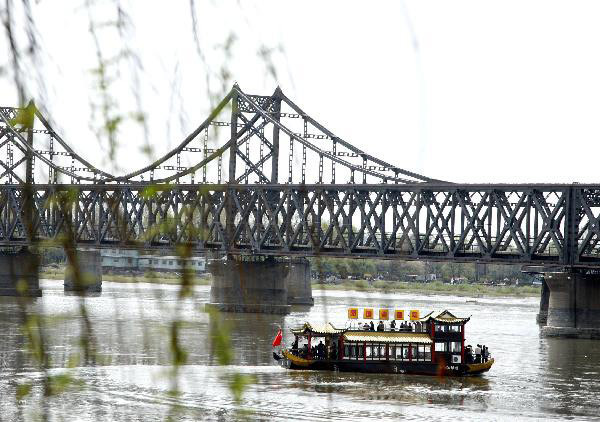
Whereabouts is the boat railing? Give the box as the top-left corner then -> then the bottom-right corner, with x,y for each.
345,321 -> 429,333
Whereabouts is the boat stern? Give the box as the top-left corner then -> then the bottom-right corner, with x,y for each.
464,358 -> 495,375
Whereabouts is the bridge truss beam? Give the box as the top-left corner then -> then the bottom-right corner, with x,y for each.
1,183 -> 600,267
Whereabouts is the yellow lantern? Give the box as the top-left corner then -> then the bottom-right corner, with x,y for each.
348,308 -> 359,319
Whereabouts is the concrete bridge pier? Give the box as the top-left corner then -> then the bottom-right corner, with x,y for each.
285,258 -> 314,306
206,256 -> 292,314
64,250 -> 102,293
0,249 -> 41,297
542,271 -> 600,338
537,278 -> 550,324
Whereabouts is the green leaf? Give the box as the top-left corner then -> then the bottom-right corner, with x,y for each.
229,373 -> 256,403
15,382 -> 32,400
48,374 -> 72,396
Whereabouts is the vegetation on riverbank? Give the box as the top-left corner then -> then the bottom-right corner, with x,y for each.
39,267 -> 212,286
312,279 -> 541,298
309,256 -> 527,284
41,266 -> 537,296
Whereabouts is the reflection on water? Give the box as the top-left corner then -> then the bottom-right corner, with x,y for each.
1,280 -> 600,420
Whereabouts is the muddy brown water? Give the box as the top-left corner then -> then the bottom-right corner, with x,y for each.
1,281 -> 599,421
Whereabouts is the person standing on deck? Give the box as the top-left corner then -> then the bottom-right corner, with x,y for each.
317,341 -> 325,359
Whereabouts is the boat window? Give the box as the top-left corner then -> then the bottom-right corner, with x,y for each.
378,345 -> 386,360
450,341 -> 462,353
436,342 -> 447,352
394,345 -> 401,360
414,345 -> 431,361
365,345 -> 372,358
343,344 -> 359,360
416,345 -> 424,361
394,344 -> 409,361
411,345 -> 417,361
424,345 -> 432,361
435,325 -> 449,332
358,344 -> 364,359
449,325 -> 461,332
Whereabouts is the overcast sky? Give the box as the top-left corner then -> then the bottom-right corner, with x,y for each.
4,0 -> 600,184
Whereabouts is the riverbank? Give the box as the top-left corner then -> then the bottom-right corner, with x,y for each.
312,279 -> 540,298
39,268 -> 212,286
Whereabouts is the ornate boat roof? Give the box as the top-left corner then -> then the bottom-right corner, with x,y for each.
343,332 -> 433,344
419,310 -> 470,324
291,322 -> 346,335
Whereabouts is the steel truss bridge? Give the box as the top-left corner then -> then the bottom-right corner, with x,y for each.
1,85 -> 600,267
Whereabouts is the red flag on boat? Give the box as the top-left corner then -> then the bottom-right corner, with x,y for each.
272,329 -> 282,347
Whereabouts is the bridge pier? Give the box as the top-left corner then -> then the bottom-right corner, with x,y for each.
537,278 -> 550,324
206,256 -> 292,314
0,249 -> 41,297
64,250 -> 102,293
542,271 -> 600,339
285,258 -> 314,306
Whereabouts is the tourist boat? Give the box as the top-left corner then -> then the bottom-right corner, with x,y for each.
273,310 -> 494,376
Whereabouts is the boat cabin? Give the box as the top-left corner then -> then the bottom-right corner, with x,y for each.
289,310 -> 480,365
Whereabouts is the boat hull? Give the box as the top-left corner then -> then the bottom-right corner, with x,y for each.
277,349 -> 494,377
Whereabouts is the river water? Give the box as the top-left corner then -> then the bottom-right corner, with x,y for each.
1,280 -> 600,421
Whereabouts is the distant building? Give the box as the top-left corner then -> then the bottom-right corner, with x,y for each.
101,249 -> 205,273
407,273 -> 437,282
450,277 -> 467,284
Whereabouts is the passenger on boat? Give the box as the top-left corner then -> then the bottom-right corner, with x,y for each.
331,342 -> 337,359
483,345 -> 489,362
475,344 -> 482,363
390,320 -> 396,331
362,322 -> 370,330
302,344 -> 308,358
317,341 -> 325,359
369,321 -> 375,331
377,321 -> 385,332
465,345 -> 473,363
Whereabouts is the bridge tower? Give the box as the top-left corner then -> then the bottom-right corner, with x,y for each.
0,103 -> 41,297
210,86 -> 311,314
